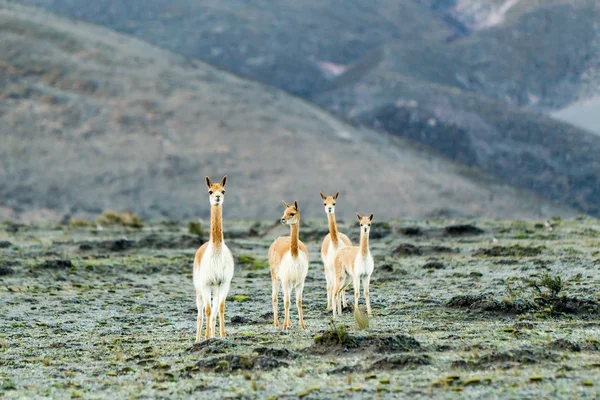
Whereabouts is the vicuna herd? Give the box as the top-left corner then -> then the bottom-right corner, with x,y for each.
193,176 -> 374,341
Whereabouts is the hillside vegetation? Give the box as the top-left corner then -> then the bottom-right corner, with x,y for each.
1,2 -> 570,222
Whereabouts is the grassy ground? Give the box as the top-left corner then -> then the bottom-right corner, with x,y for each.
1,217 -> 599,399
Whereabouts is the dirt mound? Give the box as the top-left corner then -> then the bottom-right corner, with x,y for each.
188,339 -> 237,355
368,354 -> 431,371
311,329 -> 421,355
446,294 -> 536,314
38,259 -> 73,269
78,234 -> 204,252
253,347 -> 299,359
195,354 -> 287,372
473,245 -> 544,257
444,224 -> 484,236
393,243 -> 456,257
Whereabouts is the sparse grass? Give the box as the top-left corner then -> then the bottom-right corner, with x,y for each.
96,211 -> 143,229
69,218 -> 94,228
354,308 -> 369,330
526,273 -> 565,298
187,221 -> 203,237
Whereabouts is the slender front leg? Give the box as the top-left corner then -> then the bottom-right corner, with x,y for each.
325,267 -> 332,310
353,277 -> 360,311
219,299 -> 226,337
201,287 -> 212,340
337,284 -> 343,317
363,276 -> 372,315
332,283 -> 338,319
195,290 -> 203,343
272,278 -> 279,327
296,284 -> 306,330
204,301 -> 212,339
210,287 -> 219,339
283,284 -> 292,330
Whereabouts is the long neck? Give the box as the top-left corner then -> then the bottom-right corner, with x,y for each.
327,213 -> 339,244
290,221 -> 299,258
360,231 -> 369,257
210,205 -> 223,247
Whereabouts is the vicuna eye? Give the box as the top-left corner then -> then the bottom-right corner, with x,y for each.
209,190 -> 213,195
323,203 -> 326,206
333,203 -> 336,206
290,213 -> 295,217
222,190 -> 225,194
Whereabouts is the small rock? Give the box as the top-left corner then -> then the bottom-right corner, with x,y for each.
393,243 -> 421,256
0,241 -> 12,248
39,259 -> 73,269
423,261 -> 444,270
230,315 -> 248,324
444,224 -> 484,236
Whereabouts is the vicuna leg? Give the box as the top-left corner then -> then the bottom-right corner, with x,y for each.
296,284 -> 306,330
353,276 -> 361,311
325,267 -> 332,310
210,287 -> 219,339
218,284 -> 230,338
272,278 -> 279,327
201,287 -> 212,340
332,281 -> 339,319
195,290 -> 203,343
282,284 -> 292,330
342,289 -> 348,308
363,275 -> 372,315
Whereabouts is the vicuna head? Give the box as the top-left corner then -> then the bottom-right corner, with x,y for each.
280,201 -> 300,225
205,176 -> 227,206
356,213 -> 374,234
320,192 -> 339,215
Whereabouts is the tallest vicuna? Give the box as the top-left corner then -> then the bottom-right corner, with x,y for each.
193,176 -> 234,341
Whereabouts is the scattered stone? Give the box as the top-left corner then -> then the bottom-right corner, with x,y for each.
476,348 -> 561,368
368,354 -> 431,371
253,347 -> 298,359
39,259 -> 73,269
188,338 -> 237,355
401,227 -> 422,236
195,354 -> 286,372
474,245 -> 544,257
393,244 -> 421,256
0,266 -> 14,276
0,241 -> 12,248
230,315 -> 248,324
423,261 -> 444,270
549,339 -> 581,352
444,224 -> 484,236
330,365 -> 362,374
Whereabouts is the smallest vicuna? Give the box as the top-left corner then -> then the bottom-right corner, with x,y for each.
332,213 -> 374,318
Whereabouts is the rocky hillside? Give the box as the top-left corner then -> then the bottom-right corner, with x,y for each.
14,0 -> 600,217
1,2 -> 570,222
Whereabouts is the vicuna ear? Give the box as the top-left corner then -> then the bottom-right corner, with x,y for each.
221,176 -> 227,187
205,176 -> 212,188
369,213 -> 374,221
294,200 -> 299,211
334,192 -> 339,200
356,213 -> 362,221
320,192 -> 326,200
282,200 -> 290,208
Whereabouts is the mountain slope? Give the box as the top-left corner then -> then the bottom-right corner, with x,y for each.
14,0 -> 454,96
313,47 -> 600,216
0,2 -> 572,222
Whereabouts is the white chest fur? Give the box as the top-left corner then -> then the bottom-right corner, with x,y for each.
194,243 -> 234,289
326,239 -> 347,268
279,251 -> 309,287
353,252 -> 374,278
